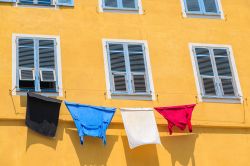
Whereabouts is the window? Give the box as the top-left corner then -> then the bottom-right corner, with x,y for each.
13,35 -> 63,96
103,40 -> 155,100
0,0 -> 74,7
190,44 -> 242,103
182,0 -> 223,18
100,0 -> 143,14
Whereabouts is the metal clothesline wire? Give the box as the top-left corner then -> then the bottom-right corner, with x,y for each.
8,88 -> 248,124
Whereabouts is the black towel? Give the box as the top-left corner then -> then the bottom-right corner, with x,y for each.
25,92 -> 62,137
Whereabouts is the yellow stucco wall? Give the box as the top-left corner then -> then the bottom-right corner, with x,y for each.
0,0 -> 250,165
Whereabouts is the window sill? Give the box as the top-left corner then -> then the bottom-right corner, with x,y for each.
14,91 -> 59,97
201,96 -> 242,104
15,4 -> 57,9
111,93 -> 153,101
184,12 -> 223,19
102,8 -> 140,14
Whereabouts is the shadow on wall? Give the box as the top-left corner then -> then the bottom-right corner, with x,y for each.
161,133 -> 198,166
121,136 -> 160,166
66,128 -> 118,166
26,121 -> 65,151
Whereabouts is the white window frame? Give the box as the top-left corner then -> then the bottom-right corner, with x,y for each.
99,0 -> 143,14
189,43 -> 243,103
180,0 -> 224,19
12,34 -> 63,97
102,39 -> 155,100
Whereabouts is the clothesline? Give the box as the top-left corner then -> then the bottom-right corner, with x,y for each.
8,87 -> 200,96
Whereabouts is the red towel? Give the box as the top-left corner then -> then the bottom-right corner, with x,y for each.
154,104 -> 196,135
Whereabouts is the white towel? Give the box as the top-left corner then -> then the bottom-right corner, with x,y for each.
120,108 -> 161,149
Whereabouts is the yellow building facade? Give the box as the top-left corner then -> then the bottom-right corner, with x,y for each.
0,0 -> 250,165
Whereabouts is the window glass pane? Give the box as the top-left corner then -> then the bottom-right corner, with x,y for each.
18,39 -> 34,68
38,0 -> 51,5
109,43 -> 123,52
122,0 -> 136,8
203,0 -> 218,13
104,0 -> 118,7
57,0 -> 71,4
133,75 -> 147,93
186,0 -> 200,12
113,74 -> 127,92
39,40 -> 54,47
196,56 -> 214,76
195,48 -> 210,55
19,0 -> 34,4
202,78 -> 216,95
19,0 -> 52,5
39,40 -> 55,68
213,49 -> 228,56
215,57 -> 232,76
19,39 -> 34,47
221,78 -> 235,96
128,44 -> 143,52
128,45 -> 145,72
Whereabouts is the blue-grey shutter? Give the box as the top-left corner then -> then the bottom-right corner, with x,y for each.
57,0 -> 74,6
38,39 -> 58,92
194,47 -> 217,96
128,44 -> 147,93
108,43 -> 128,93
17,38 -> 36,90
18,38 -> 35,81
39,39 -> 56,82
213,49 -> 235,96
203,0 -> 219,13
185,0 -> 201,13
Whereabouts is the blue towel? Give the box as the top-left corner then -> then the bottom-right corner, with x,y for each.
65,101 -> 116,145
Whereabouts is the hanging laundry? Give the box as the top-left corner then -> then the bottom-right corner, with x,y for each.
154,104 -> 196,135
64,101 -> 116,145
120,108 -> 161,149
25,92 -> 62,137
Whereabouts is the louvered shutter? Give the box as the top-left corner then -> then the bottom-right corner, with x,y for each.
17,38 -> 35,90
203,0 -> 218,13
108,43 -> 127,93
194,48 -> 217,96
57,0 -> 74,6
185,0 -> 201,13
128,44 -> 147,93
18,39 -> 35,81
39,39 -> 56,83
213,49 -> 235,96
